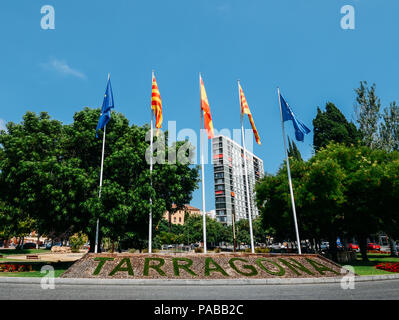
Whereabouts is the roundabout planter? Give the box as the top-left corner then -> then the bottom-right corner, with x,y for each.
61,253 -> 347,279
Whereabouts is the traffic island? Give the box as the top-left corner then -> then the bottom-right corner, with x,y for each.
61,253 -> 347,279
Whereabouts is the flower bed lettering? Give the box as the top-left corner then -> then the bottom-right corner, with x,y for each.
61,253 -> 345,279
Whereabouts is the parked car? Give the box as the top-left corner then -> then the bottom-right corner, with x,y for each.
336,237 -> 344,250
22,242 -> 36,249
45,242 -> 62,250
367,243 -> 381,251
268,243 -> 284,250
347,243 -> 359,251
320,242 -> 329,250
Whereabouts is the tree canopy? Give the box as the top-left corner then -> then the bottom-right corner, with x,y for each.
313,102 -> 361,152
255,142 -> 399,261
0,108 -> 199,250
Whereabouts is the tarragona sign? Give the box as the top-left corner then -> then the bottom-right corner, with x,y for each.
64,254 -> 344,279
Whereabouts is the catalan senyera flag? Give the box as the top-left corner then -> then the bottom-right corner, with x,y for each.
239,82 -> 261,145
200,75 -> 215,139
151,74 -> 163,136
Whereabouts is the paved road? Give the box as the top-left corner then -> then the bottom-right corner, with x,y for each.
1,279 -> 399,300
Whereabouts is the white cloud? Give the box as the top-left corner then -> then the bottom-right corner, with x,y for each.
41,58 -> 87,79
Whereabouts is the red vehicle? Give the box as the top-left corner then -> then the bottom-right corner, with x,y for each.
347,243 -> 359,251
367,243 -> 381,251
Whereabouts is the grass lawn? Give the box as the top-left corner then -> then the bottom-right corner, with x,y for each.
341,253 -> 399,276
0,261 -> 74,278
0,248 -> 48,256
0,248 -> 50,263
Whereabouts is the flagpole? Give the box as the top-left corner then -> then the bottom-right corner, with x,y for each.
238,80 -> 255,254
95,73 -> 110,254
149,71 -> 154,254
277,87 -> 302,254
199,73 -> 207,254
95,123 -> 106,253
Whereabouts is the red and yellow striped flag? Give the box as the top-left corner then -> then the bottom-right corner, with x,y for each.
239,82 -> 261,145
151,74 -> 163,136
200,75 -> 215,139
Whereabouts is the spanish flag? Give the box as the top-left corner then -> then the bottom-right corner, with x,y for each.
200,74 -> 215,139
151,73 -> 163,135
239,82 -> 261,145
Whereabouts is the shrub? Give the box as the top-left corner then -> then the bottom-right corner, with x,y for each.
69,232 -> 88,252
194,247 -> 204,253
255,247 -> 270,254
141,249 -> 160,253
213,247 -> 221,253
128,248 -> 137,253
243,247 -> 270,253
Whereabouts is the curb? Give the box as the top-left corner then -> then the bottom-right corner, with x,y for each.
1,274 -> 399,286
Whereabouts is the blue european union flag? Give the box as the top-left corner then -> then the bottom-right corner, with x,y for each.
96,77 -> 115,138
280,94 -> 311,142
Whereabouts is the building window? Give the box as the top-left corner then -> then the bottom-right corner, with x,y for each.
215,172 -> 224,179
179,217 -> 181,223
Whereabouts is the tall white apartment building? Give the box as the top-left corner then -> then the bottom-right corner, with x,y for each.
212,135 -> 264,225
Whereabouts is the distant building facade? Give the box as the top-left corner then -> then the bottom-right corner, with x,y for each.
212,135 -> 264,225
163,204 -> 201,225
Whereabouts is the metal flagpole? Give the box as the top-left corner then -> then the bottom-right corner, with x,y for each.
238,80 -> 255,254
277,87 -> 302,254
232,209 -> 237,252
95,73 -> 110,254
199,73 -> 207,254
96,124 -> 106,253
149,71 -> 154,254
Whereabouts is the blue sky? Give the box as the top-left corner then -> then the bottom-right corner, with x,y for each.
1,0 -> 398,210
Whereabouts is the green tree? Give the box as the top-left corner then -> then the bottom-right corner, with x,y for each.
379,101 -> 399,152
154,140 -> 200,232
355,81 -> 381,148
313,102 -> 360,152
65,108 -> 199,251
287,136 -> 303,161
0,108 -> 199,252
255,159 -> 308,245
256,142 -> 399,262
297,151 -> 346,261
182,214 -> 231,247
0,112 -> 80,240
235,217 -> 268,248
